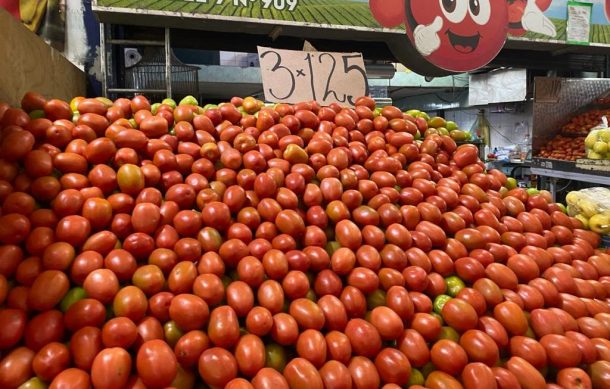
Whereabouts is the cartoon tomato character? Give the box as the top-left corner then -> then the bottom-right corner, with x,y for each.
406,0 -> 509,71
606,0 -> 610,23
370,0 -> 556,72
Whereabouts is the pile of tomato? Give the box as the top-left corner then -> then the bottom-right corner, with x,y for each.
0,92 -> 610,389
561,109 -> 610,137
535,135 -> 586,161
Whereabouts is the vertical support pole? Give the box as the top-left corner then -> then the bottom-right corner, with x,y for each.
165,28 -> 172,98
100,23 -> 108,97
549,177 -> 557,202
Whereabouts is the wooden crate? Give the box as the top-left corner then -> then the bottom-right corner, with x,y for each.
0,8 -> 85,107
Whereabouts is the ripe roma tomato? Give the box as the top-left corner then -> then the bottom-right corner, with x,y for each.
136,339 -> 177,388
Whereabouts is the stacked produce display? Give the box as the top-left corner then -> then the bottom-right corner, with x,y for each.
536,108 -> 610,161
536,135 -> 586,161
1,91 -> 610,389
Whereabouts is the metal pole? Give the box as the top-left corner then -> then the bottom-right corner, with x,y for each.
165,28 -> 172,99
100,23 -> 108,97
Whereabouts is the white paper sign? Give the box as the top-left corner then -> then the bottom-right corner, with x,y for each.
257,46 -> 368,106
567,1 -> 592,45
468,68 -> 527,106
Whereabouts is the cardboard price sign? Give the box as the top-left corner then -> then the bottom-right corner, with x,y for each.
257,46 -> 369,106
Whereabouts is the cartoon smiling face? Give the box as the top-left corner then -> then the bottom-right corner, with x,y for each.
404,0 -> 508,71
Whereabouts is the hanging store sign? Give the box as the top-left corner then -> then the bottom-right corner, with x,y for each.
93,0 -> 610,75
257,46 -> 368,106
94,0 -> 396,33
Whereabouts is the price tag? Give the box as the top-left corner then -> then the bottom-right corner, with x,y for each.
257,46 -> 369,107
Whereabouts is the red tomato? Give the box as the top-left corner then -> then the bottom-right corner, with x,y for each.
198,347 -> 238,388
462,362 -> 497,389
0,346 -> 35,388
442,298 -> 479,333
325,331 -> 352,364
169,293 -> 209,331
370,306 -> 404,340
348,356 -> 380,389
459,329 -> 499,367
319,360 -> 352,389
235,334 -> 266,377
540,334 -> 582,368
32,342 -> 70,381
344,318 -> 382,359
70,326 -> 103,370
25,310 -> 64,351
430,339 -> 468,376
49,368 -> 91,389
374,348 -> 411,385
208,306 -> 240,348
174,330 -> 209,368
113,286 -> 148,322
425,371 -> 464,389
246,306 -> 274,337
493,301 -> 528,336
136,339 -> 177,388
91,347 -> 132,389
556,367 -> 592,389
509,336 -> 547,369
0,309 -> 27,350
506,356 -> 546,389
398,329 -> 429,368
64,298 -> 107,331
102,317 -> 138,348
252,367 -> 289,389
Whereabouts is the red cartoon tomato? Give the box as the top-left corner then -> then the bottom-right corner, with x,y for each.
404,0 -> 509,72
369,0 -> 555,73
606,0 -> 610,23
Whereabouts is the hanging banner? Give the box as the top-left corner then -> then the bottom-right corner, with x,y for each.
93,0 -> 610,74
94,0 -> 610,44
